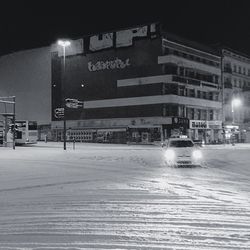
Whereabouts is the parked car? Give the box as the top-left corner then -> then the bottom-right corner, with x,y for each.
162,136 -> 203,167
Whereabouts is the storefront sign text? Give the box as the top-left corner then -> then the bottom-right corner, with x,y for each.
190,120 -> 208,129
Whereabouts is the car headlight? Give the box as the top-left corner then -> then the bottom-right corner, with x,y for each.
165,149 -> 175,161
192,150 -> 202,160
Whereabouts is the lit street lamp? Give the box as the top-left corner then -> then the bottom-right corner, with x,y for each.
57,39 -> 71,150
231,97 -> 242,124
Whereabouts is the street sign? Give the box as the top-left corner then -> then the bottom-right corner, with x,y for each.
65,98 -> 84,109
54,108 -> 64,118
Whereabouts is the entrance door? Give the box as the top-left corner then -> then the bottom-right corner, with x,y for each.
141,132 -> 149,143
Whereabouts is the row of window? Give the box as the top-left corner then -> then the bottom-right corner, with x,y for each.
163,83 -> 219,101
224,63 -> 250,76
164,65 -> 219,84
224,77 -> 250,88
164,48 -> 220,68
162,104 -> 218,121
186,108 -> 217,121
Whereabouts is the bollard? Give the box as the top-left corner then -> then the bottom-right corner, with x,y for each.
73,139 -> 75,150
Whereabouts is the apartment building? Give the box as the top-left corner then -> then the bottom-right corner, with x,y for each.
159,34 -> 222,143
222,49 -> 250,142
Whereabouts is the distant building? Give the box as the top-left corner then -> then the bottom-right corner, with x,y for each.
222,49 -> 250,142
0,47 -> 51,125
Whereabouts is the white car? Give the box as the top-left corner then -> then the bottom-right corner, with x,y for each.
162,136 -> 203,167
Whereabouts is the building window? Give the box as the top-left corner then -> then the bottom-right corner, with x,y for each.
234,65 -> 237,72
197,109 -> 201,120
202,92 -> 207,99
209,92 -> 213,100
209,110 -> 213,120
197,90 -> 201,98
214,93 -> 219,101
238,66 -> 242,74
243,67 -> 246,75
234,79 -> 237,87
190,108 -> 195,119
201,110 -> 207,120
188,89 -> 195,97
179,86 -> 185,96
179,67 -> 184,76
179,106 -> 185,117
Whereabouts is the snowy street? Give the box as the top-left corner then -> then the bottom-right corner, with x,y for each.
0,142 -> 250,249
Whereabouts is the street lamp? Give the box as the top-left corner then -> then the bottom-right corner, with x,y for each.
231,97 -> 242,124
57,39 -> 71,150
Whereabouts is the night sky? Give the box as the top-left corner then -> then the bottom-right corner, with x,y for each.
1,1 -> 250,56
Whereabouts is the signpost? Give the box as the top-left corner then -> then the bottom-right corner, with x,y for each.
65,98 -> 84,109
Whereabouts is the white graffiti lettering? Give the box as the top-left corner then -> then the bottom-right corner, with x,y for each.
88,58 -> 131,72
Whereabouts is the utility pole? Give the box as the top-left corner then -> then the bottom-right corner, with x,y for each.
13,96 -> 16,150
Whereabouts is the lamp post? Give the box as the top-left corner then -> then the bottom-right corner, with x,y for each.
57,39 -> 71,150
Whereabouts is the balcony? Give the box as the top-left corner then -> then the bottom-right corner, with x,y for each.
117,74 -> 218,89
84,94 -> 222,110
158,54 -> 221,75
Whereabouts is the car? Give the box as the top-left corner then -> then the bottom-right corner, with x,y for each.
162,136 -> 203,167
192,139 -> 205,147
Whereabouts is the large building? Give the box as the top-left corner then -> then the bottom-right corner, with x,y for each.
51,24 -> 223,144
0,47 -> 51,124
1,23 -> 250,144
222,49 -> 250,142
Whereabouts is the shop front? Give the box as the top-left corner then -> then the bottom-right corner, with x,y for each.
189,120 -> 223,144
127,125 -> 161,144
207,120 -> 223,143
162,117 -> 189,139
223,125 -> 240,143
188,120 -> 209,143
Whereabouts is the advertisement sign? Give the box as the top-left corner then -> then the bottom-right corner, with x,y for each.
54,108 -> 64,119
207,120 -> 222,129
190,120 -> 208,129
172,117 -> 189,126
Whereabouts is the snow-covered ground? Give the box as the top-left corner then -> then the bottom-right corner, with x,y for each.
0,142 -> 249,249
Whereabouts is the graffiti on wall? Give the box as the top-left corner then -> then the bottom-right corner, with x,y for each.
88,58 -> 131,72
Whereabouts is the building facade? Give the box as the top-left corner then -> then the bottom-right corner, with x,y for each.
222,49 -> 250,142
3,23 -> 250,144
51,24 -> 223,144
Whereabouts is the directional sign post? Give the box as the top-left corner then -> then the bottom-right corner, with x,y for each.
65,98 -> 84,109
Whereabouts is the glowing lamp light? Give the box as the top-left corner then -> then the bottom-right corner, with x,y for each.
192,150 -> 202,160
165,149 -> 176,161
57,40 -> 71,47
232,98 -> 242,108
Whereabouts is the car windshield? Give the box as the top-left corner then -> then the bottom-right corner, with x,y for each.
169,140 -> 194,147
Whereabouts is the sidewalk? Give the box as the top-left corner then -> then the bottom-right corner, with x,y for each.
203,143 -> 250,149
